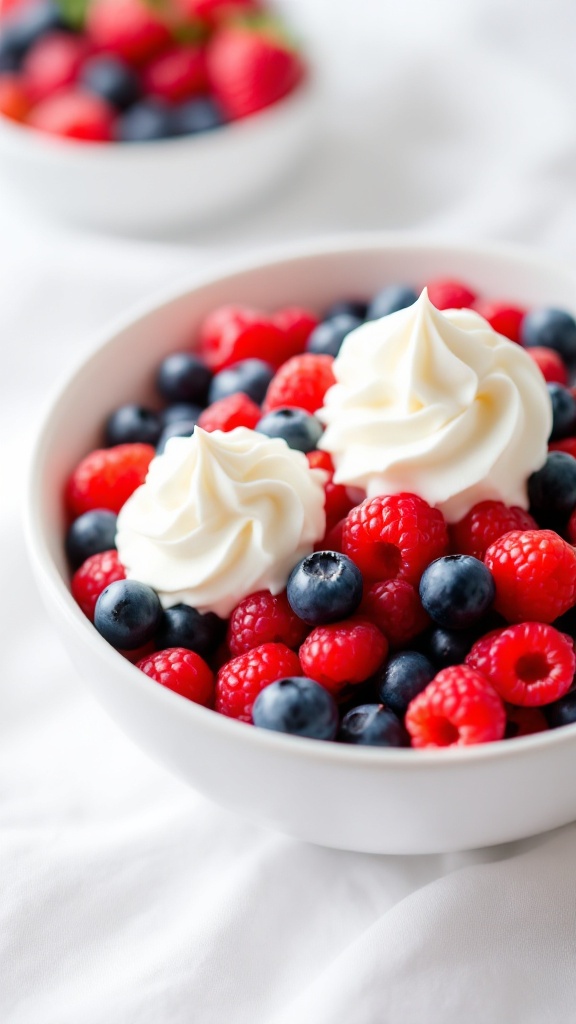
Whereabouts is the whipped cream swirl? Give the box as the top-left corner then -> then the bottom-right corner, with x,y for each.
318,290 -> 552,521
116,427 -> 327,618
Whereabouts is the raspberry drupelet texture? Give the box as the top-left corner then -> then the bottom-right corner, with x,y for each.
484,529 -> 576,623
299,619 -> 388,696
215,642 -> 301,722
271,307 -> 320,359
306,450 -> 355,530
197,391 -> 261,432
405,665 -> 506,747
466,622 -> 575,706
360,578 -> 430,648
342,493 -> 449,586
263,353 -> 336,414
198,306 -> 285,371
227,589 -> 309,656
65,443 -> 155,517
449,501 -> 538,561
71,549 -> 126,621
137,647 -> 215,707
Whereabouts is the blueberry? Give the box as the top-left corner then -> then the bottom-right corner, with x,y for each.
208,359 -> 273,405
80,55 -> 140,111
339,704 -> 408,746
419,555 -> 495,630
252,676 -> 339,740
528,451 -> 576,526
0,45 -> 21,72
548,383 -> 576,441
521,308 -> 576,370
367,284 -> 418,321
287,551 -> 363,625
544,690 -> 576,729
157,352 -> 212,406
306,314 -> 362,357
117,100 -> 176,142
161,402 -> 203,427
422,625 -> 482,668
155,603 -> 225,659
323,299 -> 367,321
173,97 -> 225,135
65,510 -> 117,570
377,650 -> 436,717
156,419 -> 197,454
256,408 -> 323,453
105,404 -> 161,447
94,579 -> 162,650
0,1 -> 67,64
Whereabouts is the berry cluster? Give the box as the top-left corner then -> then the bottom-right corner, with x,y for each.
65,278 -> 576,748
0,0 -> 304,142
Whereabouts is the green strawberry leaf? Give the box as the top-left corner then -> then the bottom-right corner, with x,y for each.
54,0 -> 91,29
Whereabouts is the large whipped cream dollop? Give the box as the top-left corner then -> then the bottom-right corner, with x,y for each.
116,427 -> 327,618
318,290 -> 552,521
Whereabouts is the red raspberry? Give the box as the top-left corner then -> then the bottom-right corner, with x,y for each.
315,515 -> 345,553
227,589 -> 308,656
405,665 -> 506,747
306,450 -> 354,530
568,507 -> 576,545
272,307 -> 320,361
197,392 -> 261,432
466,622 -> 575,707
526,346 -> 568,385
472,300 -> 525,343
207,24 -> 304,121
505,705 -> 548,739
86,0 -> 171,64
299,619 -> 388,697
360,578 -> 430,648
264,353 -> 336,414
449,500 -> 538,561
0,73 -> 30,122
425,279 -> 476,310
137,647 -> 214,708
141,45 -> 208,103
65,443 -> 155,517
342,492 -> 449,586
71,549 -> 126,621
484,529 -> 576,623
198,305 -> 285,372
23,32 -> 88,103
215,642 -> 301,722
177,0 -> 258,27
28,88 -> 115,142
549,437 -> 576,459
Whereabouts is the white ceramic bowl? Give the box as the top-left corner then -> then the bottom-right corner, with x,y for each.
0,79 -> 315,233
25,235 -> 576,854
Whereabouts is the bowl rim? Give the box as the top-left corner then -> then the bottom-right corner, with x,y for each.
0,75 -> 314,158
24,230 -> 576,769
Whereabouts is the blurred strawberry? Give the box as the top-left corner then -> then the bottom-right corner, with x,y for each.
141,44 -> 208,103
23,32 -> 88,103
207,22 -> 303,119
28,87 -> 115,140
86,0 -> 171,65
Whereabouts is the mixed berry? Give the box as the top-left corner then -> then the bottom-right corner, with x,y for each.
0,0 -> 304,143
64,277 -> 576,749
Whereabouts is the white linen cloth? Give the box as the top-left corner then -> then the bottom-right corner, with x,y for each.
3,1 -> 576,1020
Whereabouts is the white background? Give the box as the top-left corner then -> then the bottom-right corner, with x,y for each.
3,1 -> 576,1020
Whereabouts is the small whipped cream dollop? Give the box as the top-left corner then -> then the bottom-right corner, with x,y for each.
318,290 -> 552,521
116,427 -> 327,618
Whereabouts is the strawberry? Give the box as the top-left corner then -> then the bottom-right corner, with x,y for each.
141,44 -> 208,103
175,0 -> 260,29
86,0 -> 171,65
207,23 -> 303,120
23,32 -> 89,104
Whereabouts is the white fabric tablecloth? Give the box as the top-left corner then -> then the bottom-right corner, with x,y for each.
4,1 -> 576,1020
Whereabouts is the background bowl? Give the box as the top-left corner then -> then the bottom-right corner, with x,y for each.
0,79 -> 315,234
25,234 -> 576,854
